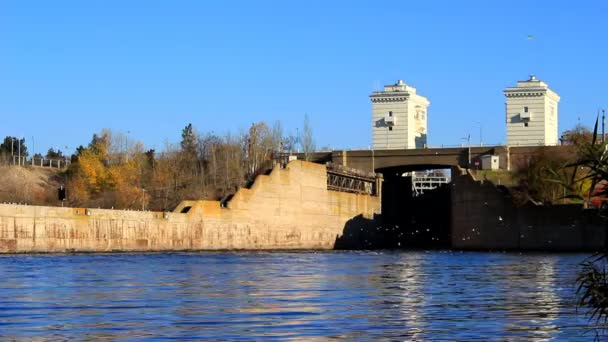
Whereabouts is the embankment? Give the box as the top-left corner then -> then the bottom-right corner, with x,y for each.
0,161 -> 380,253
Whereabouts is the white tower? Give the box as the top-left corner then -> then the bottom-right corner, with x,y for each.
504,75 -> 560,146
370,80 -> 430,149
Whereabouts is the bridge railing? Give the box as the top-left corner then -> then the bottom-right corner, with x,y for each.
424,143 -> 504,148
323,142 -> 562,151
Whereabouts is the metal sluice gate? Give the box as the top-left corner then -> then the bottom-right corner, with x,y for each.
326,163 -> 379,196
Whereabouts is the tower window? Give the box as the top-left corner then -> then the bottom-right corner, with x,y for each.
524,122 -> 529,127
389,127 -> 393,131
524,106 -> 529,113
388,111 -> 393,117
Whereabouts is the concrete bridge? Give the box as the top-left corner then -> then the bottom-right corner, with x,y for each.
300,145 -> 576,174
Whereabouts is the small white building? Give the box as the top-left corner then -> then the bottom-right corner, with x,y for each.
481,155 -> 500,170
370,80 -> 430,149
504,75 -> 560,146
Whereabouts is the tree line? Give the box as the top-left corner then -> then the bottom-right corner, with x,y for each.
508,124 -> 597,206
0,117 -> 315,210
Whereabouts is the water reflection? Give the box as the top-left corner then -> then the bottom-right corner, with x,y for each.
497,257 -> 560,341
391,254 -> 426,340
0,252 -> 590,341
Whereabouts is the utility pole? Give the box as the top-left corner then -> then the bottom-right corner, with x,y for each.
462,134 -> 471,168
467,134 -> 471,168
10,138 -> 14,165
17,137 -> 21,166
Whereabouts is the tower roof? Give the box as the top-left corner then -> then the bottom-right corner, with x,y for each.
504,75 -> 560,101
370,80 -> 430,105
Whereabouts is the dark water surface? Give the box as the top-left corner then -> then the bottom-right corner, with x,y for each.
0,251 -> 595,341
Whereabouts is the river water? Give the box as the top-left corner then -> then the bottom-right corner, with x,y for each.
0,251 -> 597,341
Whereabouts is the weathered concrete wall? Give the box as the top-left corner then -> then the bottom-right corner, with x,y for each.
451,168 -> 606,251
0,161 -> 380,253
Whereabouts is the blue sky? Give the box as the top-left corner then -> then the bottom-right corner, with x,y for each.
1,0 -> 607,155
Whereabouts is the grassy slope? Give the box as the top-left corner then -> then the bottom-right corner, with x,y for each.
0,166 -> 64,206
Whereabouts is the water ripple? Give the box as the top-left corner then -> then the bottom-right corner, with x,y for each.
0,251 -> 593,340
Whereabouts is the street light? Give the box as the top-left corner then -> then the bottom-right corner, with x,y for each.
461,134 -> 471,168
476,122 -> 483,146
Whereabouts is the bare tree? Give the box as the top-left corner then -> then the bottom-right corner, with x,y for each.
272,120 -> 284,153
300,114 -> 316,161
246,122 -> 273,179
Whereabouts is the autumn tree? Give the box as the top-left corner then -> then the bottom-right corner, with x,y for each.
511,147 -> 580,205
66,130 -> 150,209
561,124 -> 593,146
59,120 -> 297,209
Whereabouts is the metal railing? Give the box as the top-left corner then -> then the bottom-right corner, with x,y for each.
326,163 -> 379,196
10,156 -> 70,169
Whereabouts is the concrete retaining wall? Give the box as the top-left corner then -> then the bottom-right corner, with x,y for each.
0,161 -> 381,253
451,168 -> 606,251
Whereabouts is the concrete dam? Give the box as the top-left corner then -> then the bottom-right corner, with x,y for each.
0,158 -> 605,253
0,161 -> 380,253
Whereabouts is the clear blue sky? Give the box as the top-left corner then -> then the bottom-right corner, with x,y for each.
1,0 -> 607,155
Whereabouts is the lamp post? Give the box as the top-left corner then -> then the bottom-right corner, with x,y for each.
477,122 -> 483,146
461,134 -> 471,168
527,34 -> 537,78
